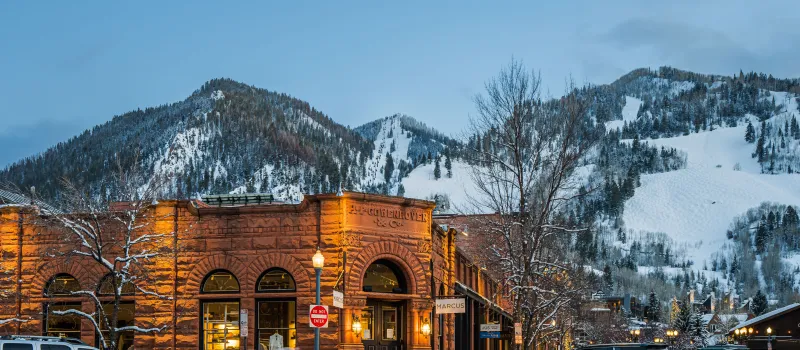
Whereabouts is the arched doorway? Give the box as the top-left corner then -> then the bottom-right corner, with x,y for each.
361,259 -> 408,350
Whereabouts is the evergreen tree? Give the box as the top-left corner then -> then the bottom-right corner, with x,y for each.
756,121 -> 767,163
444,154 -> 452,178
745,121 -> 756,143
756,222 -> 768,253
396,184 -> 405,197
433,156 -> 441,180
690,311 -> 708,346
384,153 -> 394,184
752,290 -> 768,315
602,265 -> 613,293
647,291 -> 660,322
784,206 -> 799,229
674,301 -> 693,332
791,115 -> 800,139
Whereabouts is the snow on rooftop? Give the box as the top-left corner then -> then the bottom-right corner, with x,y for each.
728,303 -> 800,332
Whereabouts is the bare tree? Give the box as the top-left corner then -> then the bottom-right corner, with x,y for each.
4,159 -> 174,349
465,59 -> 599,349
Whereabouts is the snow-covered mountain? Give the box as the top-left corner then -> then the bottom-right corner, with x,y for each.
2,68 -> 800,307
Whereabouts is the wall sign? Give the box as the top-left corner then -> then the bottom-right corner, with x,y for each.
333,290 -> 344,309
240,309 -> 248,337
514,322 -> 522,345
479,323 -> 502,339
435,298 -> 465,314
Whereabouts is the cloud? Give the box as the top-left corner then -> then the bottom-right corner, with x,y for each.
597,18 -> 800,78
0,120 -> 85,167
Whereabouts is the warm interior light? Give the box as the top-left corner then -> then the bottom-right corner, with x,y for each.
767,327 -> 772,335
748,327 -> 753,334
227,338 -> 239,347
217,324 -> 226,330
735,329 -> 740,335
421,318 -> 431,336
312,249 -> 325,269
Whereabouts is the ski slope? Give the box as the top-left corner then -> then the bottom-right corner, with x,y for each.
401,160 -> 478,212
622,124 -> 800,266
605,96 -> 642,132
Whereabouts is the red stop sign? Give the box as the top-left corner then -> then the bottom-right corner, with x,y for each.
309,305 -> 329,328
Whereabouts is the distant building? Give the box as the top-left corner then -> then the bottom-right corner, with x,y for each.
727,303 -> 800,350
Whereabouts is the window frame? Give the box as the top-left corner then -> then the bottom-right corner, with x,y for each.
362,259 -> 407,294
256,297 -> 297,349
200,270 -> 241,294
200,299 -> 241,350
255,268 -> 296,293
43,302 -> 83,339
44,273 -> 82,297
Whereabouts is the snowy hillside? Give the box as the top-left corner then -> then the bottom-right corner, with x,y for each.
605,96 -> 642,132
400,160 -> 477,212
622,123 -> 800,268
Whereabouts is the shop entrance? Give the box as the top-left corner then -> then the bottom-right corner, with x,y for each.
361,299 -> 404,350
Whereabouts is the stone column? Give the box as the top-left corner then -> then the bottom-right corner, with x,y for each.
338,297 -> 366,350
409,299 -> 433,350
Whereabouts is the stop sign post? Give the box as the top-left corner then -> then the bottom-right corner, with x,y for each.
310,305 -> 329,328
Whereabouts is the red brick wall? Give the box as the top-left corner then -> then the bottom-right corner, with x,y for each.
0,193 -> 441,350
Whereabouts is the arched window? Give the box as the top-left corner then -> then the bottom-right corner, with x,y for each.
201,270 -> 240,293
98,274 -> 136,295
257,268 -> 296,292
363,259 -> 407,293
44,273 -> 81,297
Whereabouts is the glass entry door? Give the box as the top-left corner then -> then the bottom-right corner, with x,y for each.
362,300 -> 404,350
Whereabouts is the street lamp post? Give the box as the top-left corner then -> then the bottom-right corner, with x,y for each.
766,327 -> 774,348
629,329 -> 640,343
666,329 -> 678,349
313,249 -> 325,350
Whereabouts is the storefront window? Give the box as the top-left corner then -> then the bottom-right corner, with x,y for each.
202,301 -> 240,350
202,271 -> 240,293
257,269 -> 295,292
97,302 -> 135,350
359,307 -> 374,340
257,300 -> 296,349
382,307 -> 398,340
45,302 -> 82,338
363,260 -> 406,293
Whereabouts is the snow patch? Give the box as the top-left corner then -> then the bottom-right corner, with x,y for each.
605,96 -> 642,132
211,90 -> 224,101
622,126 -> 800,266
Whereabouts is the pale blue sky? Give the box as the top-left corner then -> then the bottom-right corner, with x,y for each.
1,1 -> 799,166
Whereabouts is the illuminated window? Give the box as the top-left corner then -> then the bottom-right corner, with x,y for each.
257,269 -> 295,292
45,302 -> 82,339
257,300 -> 296,349
202,271 -> 240,293
44,274 -> 81,297
202,301 -> 240,350
97,302 -> 135,350
98,274 -> 135,295
363,260 -> 406,293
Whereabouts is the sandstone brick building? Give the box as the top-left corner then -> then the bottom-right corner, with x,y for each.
0,192 -> 510,350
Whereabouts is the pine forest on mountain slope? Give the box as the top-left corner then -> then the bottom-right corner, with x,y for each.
2,67 -> 800,320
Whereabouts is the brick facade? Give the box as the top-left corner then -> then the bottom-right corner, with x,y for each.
1,192 -> 485,350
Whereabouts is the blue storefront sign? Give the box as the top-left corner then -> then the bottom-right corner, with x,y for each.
479,331 -> 501,339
